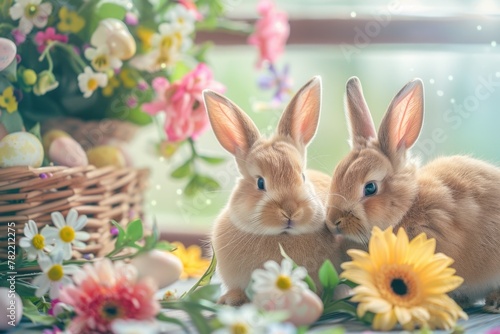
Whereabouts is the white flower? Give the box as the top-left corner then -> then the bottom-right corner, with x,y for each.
43,209 -> 90,260
32,252 -> 79,298
111,319 -> 160,334
164,5 -> 196,35
151,22 -> 191,54
84,45 -> 123,72
265,323 -> 297,334
19,220 -> 54,261
129,48 -> 180,73
251,259 -> 308,306
214,305 -> 264,334
77,67 -> 108,98
9,0 -> 52,34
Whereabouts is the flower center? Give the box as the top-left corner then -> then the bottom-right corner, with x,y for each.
32,234 -> 45,250
59,226 -> 75,243
230,323 -> 249,334
47,264 -> 64,281
376,264 -> 421,307
160,35 -> 175,50
100,301 -> 123,321
93,55 -> 109,69
87,78 -> 99,91
25,4 -> 38,18
275,275 -> 292,291
390,278 -> 408,296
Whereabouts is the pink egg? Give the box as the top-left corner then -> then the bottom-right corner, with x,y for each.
253,289 -> 324,326
49,136 -> 89,167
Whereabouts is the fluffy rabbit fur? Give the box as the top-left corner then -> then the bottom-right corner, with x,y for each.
203,77 -> 339,306
326,77 -> 500,311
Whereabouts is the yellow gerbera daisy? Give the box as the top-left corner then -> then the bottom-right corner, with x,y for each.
341,226 -> 468,331
0,86 -> 18,113
171,242 -> 210,279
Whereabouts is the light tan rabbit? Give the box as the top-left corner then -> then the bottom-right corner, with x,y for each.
203,77 -> 340,306
326,76 -> 500,311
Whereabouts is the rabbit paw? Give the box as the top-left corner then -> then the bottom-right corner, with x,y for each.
218,289 -> 249,306
484,290 -> 500,313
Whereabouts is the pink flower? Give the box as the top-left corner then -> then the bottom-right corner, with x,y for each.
11,29 -> 26,45
124,12 -> 138,26
142,63 -> 225,142
248,0 -> 290,68
487,328 -> 500,334
34,27 -> 68,53
59,259 -> 159,334
178,0 -> 203,20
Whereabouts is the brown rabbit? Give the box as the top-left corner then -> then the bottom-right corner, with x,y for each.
203,77 -> 340,306
326,76 -> 500,311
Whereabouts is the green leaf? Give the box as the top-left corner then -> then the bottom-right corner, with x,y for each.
0,109 -> 24,133
170,61 -> 191,82
111,220 -> 126,249
28,123 -> 42,142
196,175 -> 220,191
319,260 -> 339,291
171,160 -> 193,179
184,176 -> 201,197
184,250 -> 217,296
126,219 -> 144,243
184,306 -> 212,334
22,298 -> 56,325
156,312 -> 190,333
154,241 -> 176,252
279,244 -> 317,293
188,284 -> 220,302
198,155 -> 225,165
96,2 -> 127,20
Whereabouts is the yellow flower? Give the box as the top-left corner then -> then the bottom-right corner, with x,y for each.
102,76 -> 120,97
57,7 -> 85,33
0,87 -> 18,113
341,226 -> 468,331
171,242 -> 210,279
136,26 -> 155,51
119,68 -> 136,89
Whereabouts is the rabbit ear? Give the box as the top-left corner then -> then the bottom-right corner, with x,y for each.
378,78 -> 424,159
203,90 -> 260,156
277,76 -> 322,147
344,77 -> 376,147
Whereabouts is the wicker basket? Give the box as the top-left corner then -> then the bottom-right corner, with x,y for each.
0,165 -> 149,261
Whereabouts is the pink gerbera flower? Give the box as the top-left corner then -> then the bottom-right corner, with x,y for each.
59,259 -> 159,334
34,27 -> 68,53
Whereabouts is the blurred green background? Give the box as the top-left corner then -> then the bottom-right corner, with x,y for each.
130,2 -> 500,233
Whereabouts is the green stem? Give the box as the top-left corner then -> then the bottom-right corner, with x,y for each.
53,41 -> 87,71
188,137 -> 198,158
0,23 -> 15,31
154,115 -> 167,141
196,19 -> 253,35
322,300 -> 357,316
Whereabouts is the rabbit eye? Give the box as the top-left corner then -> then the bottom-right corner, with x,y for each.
364,181 -> 378,197
257,177 -> 266,191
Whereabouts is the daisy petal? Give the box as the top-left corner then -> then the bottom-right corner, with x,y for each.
74,215 -> 88,231
51,211 -> 66,228
75,231 -> 90,241
67,209 -> 78,228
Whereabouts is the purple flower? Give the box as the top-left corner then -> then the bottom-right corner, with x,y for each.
137,80 -> 149,91
126,96 -> 138,108
110,226 -> 119,236
11,29 -> 26,45
125,12 -> 139,26
258,63 -> 293,105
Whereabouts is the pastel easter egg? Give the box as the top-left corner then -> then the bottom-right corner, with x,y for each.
42,129 -> 70,152
0,132 -> 43,168
253,289 -> 323,326
49,136 -> 89,167
0,288 -> 23,329
86,145 -> 126,168
0,38 -> 16,71
130,250 -> 183,289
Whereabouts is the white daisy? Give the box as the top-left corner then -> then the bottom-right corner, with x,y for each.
151,22 -> 191,54
77,67 -> 108,98
164,4 -> 196,35
32,252 -> 80,299
43,209 -> 90,260
214,305 -> 264,334
84,45 -> 123,72
19,220 -> 54,261
9,0 -> 52,34
251,259 -> 308,306
265,323 -> 297,334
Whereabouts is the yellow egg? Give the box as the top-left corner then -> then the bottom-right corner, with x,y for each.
0,132 -> 44,168
86,145 -> 126,168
